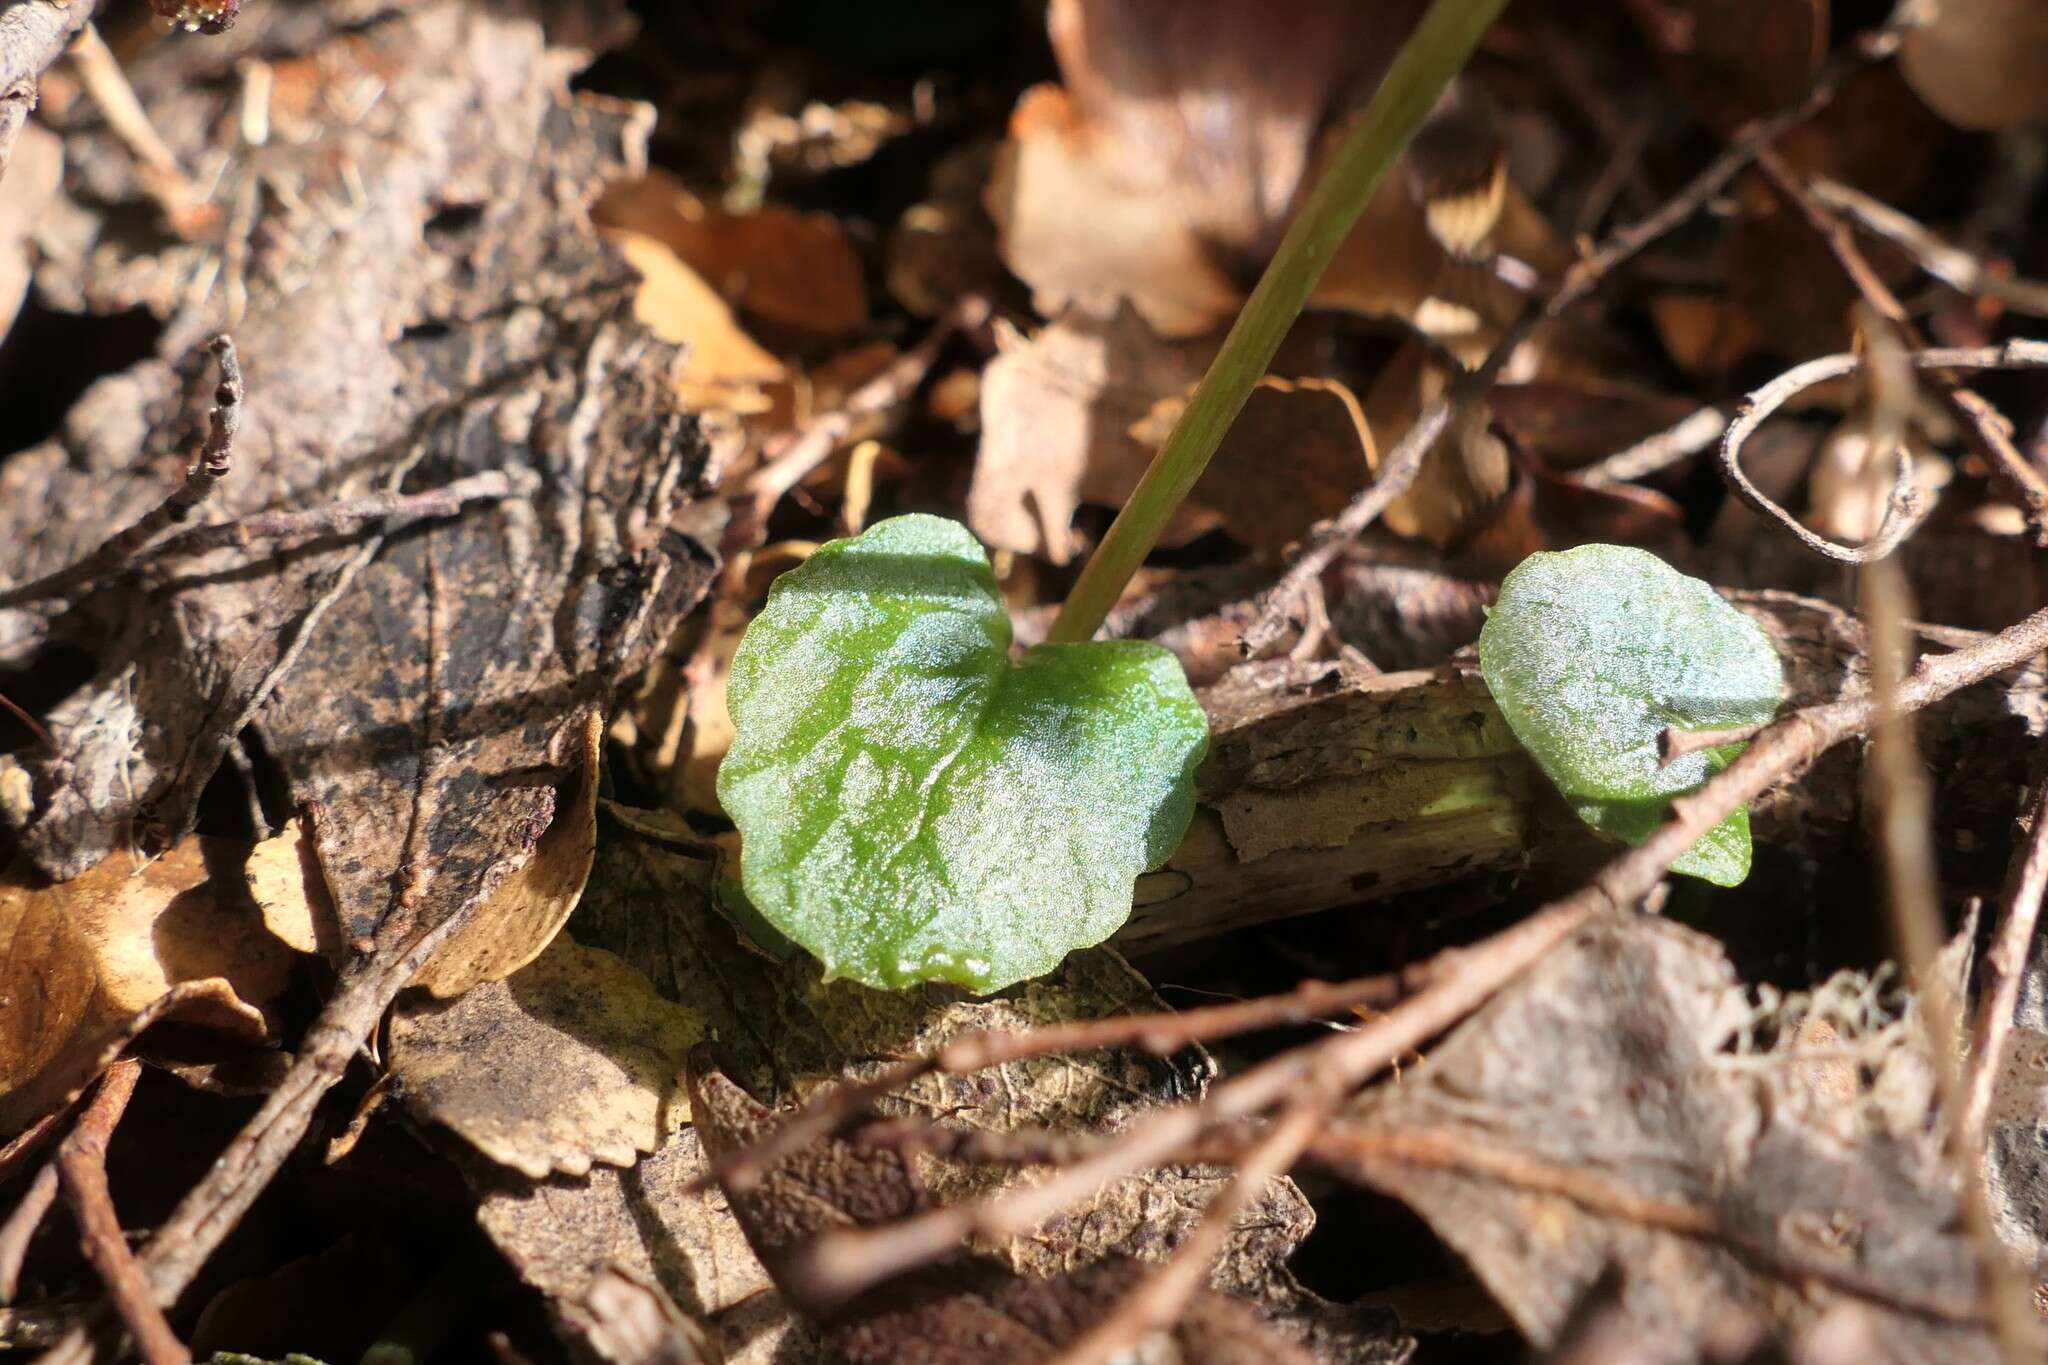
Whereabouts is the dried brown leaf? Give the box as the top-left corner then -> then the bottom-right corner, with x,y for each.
0,123 -> 59,344
987,0 -> 1422,337
1633,0 -> 1826,132
606,227 -> 786,412
0,837 -> 300,1132
243,820 -> 338,960
414,711 -> 603,998
968,308 -> 1218,563
597,170 -> 868,341
1331,916 -> 2000,1363
2,5 -> 717,963
391,933 -> 702,1179
1363,341 -> 1510,545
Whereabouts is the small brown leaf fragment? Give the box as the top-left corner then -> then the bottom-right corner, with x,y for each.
1363,342 -> 1510,546
389,933 -> 702,1179
0,837 -> 297,1133
581,1266 -> 717,1365
597,170 -> 868,341
414,711 -> 603,998
243,820 -> 338,961
1187,376 -> 1376,556
606,227 -> 787,412
1633,0 -> 1826,132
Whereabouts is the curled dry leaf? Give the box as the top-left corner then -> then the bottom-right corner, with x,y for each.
606,227 -> 786,413
243,819 -> 339,960
413,710 -> 603,998
1331,917 -> 1996,1362
389,933 -> 702,1179
1899,0 -> 2048,132
0,835 -> 316,1132
1363,341 -> 1511,546
597,169 -> 868,342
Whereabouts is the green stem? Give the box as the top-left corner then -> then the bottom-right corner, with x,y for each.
1045,0 -> 1508,644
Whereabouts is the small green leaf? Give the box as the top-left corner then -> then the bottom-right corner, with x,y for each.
717,514 -> 1209,993
1477,545 -> 1784,886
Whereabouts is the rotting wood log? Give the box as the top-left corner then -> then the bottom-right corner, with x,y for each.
1118,591 -> 2048,953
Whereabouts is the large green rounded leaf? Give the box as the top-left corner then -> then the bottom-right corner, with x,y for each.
1477,545 -> 1784,886
718,514 -> 1209,993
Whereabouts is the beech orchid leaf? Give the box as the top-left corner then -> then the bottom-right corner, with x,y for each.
718,515 -> 1208,992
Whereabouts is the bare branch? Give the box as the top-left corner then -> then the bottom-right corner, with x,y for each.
0,0 -> 99,185
1719,341 -> 2048,562
1963,778 -> 2048,1152
0,335 -> 244,610
47,1063 -> 188,1365
1809,174 -> 2048,320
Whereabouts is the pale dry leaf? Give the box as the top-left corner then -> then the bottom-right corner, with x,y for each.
390,932 -> 703,1178
1900,0 -> 2048,132
244,819 -> 339,960
968,308 -> 1218,563
414,710 -> 603,998
606,227 -> 786,413
0,836 -> 299,1132
987,0 -> 1422,337
597,169 -> 867,340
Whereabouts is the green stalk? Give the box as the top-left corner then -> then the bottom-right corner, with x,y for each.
1045,0 -> 1508,644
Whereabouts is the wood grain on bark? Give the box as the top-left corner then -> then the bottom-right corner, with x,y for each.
1120,593 -> 2048,952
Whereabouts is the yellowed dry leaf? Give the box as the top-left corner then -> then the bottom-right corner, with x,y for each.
413,712 -> 602,999
389,933 -> 703,1178
244,820 -> 338,959
1900,0 -> 2048,132
597,170 -> 867,340
0,125 -> 61,343
0,838 -> 298,1132
605,228 -> 784,412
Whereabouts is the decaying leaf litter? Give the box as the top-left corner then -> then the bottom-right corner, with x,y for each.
5,1 -> 2048,1362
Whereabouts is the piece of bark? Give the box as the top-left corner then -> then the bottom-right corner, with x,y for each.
1122,592 -> 2048,953
0,3 -> 715,959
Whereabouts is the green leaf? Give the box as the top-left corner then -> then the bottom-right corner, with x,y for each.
717,514 -> 1209,993
1476,545 -> 1784,886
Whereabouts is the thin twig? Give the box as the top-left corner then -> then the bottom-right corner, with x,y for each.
1718,341 -> 2048,562
0,0 -> 99,184
65,23 -> 214,237
1808,174 -> 2048,320
1577,407 -> 1728,488
761,596 -> 2048,1311
47,1063 -> 187,1365
1854,561 -> 2037,1356
1240,21 -> 1904,658
1046,1100 -> 1329,1365
1755,147 -> 2048,545
1962,779 -> 2048,1153
1657,720 -> 1771,767
0,336 -> 243,610
0,1166 -> 58,1302
140,469 -> 539,566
